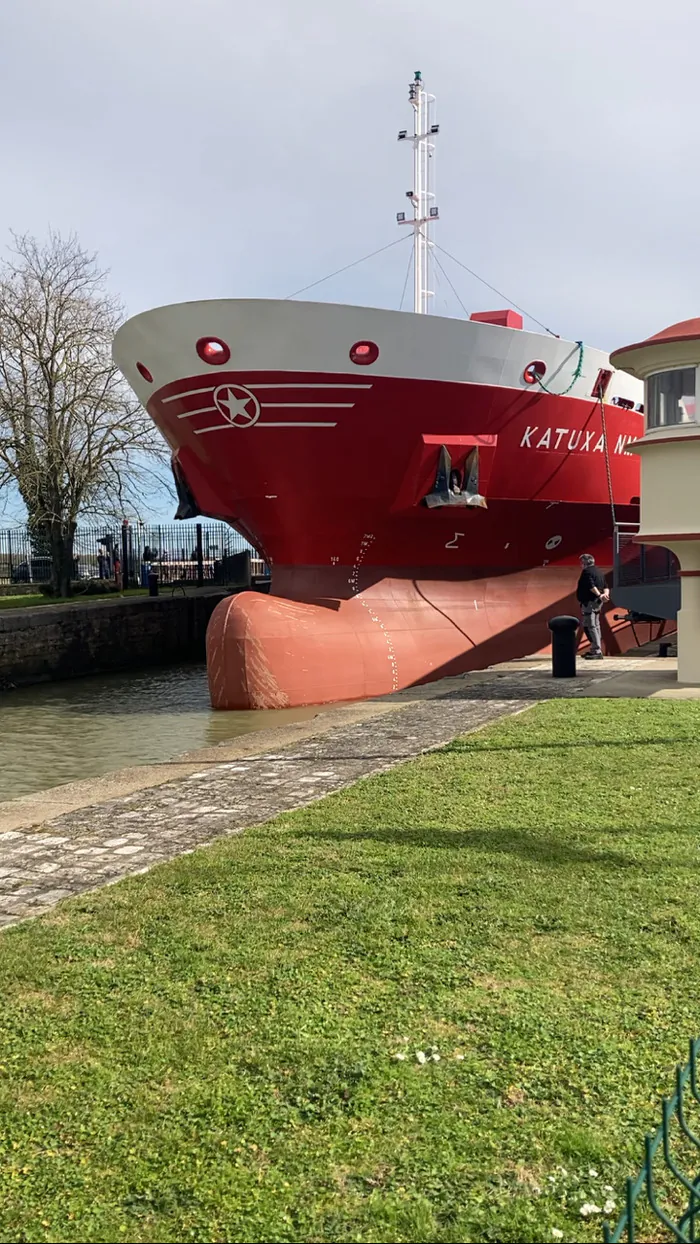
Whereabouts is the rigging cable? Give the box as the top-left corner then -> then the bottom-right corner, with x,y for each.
284,235 -> 411,301
432,241 -> 559,337
399,245 -> 413,311
431,262 -> 452,318
598,390 -> 618,528
432,247 -> 471,319
535,342 -> 585,397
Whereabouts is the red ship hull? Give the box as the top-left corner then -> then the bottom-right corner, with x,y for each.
206,564 -> 641,709
113,300 -> 648,708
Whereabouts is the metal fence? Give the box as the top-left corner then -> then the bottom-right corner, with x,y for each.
604,1038 -> 700,1242
614,525 -> 680,589
0,522 -> 269,589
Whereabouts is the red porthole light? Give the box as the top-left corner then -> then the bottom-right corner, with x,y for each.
196,336 -> 231,366
349,340 -> 379,366
136,361 -> 153,383
523,360 -> 546,385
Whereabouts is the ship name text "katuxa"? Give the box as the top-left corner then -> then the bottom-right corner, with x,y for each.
519,427 -> 636,455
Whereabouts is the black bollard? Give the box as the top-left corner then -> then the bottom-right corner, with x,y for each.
548,614 -> 579,678
147,570 -> 159,597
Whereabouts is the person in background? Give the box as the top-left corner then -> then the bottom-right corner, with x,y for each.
576,553 -> 609,660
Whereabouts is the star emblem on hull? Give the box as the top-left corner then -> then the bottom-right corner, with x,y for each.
213,383 -> 261,428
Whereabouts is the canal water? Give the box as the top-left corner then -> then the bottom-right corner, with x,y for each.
0,665 -> 324,803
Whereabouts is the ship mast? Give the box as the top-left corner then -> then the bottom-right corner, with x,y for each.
397,71 -> 439,314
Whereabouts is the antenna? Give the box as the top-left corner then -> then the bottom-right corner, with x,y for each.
396,71 -> 439,314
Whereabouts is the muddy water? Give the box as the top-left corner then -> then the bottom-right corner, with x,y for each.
0,665 -> 322,802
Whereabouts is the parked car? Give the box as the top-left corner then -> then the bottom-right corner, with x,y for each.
11,558 -> 93,584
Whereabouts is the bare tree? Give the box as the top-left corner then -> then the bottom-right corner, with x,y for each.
0,231 -> 166,595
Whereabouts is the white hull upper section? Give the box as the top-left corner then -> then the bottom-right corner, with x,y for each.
113,299 -> 643,410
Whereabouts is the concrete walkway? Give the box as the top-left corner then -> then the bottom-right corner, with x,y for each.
0,654 -> 691,930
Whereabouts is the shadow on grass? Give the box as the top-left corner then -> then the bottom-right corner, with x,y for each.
445,735 -> 696,754
259,734 -> 698,766
298,825 -> 645,868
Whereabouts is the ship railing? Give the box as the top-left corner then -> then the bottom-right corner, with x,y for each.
614,524 -> 679,591
612,523 -> 679,625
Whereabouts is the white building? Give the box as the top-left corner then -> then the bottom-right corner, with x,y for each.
611,319 -> 700,683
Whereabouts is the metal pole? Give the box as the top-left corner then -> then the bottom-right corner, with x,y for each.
196,523 -> 204,588
412,74 -> 424,314
399,72 -> 438,315
121,522 -> 129,590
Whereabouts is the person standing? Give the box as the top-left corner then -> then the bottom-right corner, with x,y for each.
576,553 -> 609,659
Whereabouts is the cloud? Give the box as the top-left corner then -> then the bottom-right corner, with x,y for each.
1,0 -> 698,355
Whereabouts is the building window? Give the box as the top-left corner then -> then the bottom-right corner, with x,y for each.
647,367 -> 697,428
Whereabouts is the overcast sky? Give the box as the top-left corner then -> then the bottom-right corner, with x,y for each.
1,0 -> 697,517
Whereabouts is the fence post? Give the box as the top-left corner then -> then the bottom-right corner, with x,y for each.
196,523 -> 204,588
121,521 -> 129,590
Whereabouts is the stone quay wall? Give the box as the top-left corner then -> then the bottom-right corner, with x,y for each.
0,592 -> 227,688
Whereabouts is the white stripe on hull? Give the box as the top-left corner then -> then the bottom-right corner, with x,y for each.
193,421 -> 337,434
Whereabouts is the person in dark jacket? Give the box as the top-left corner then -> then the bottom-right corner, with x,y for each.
576,553 -> 608,659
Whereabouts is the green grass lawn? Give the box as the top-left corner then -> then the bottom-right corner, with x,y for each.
0,588 -> 147,610
2,699 -> 700,1243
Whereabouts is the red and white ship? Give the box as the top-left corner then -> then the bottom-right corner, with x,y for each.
113,73 -> 645,709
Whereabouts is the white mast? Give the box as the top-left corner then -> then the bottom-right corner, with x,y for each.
397,71 -> 439,314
